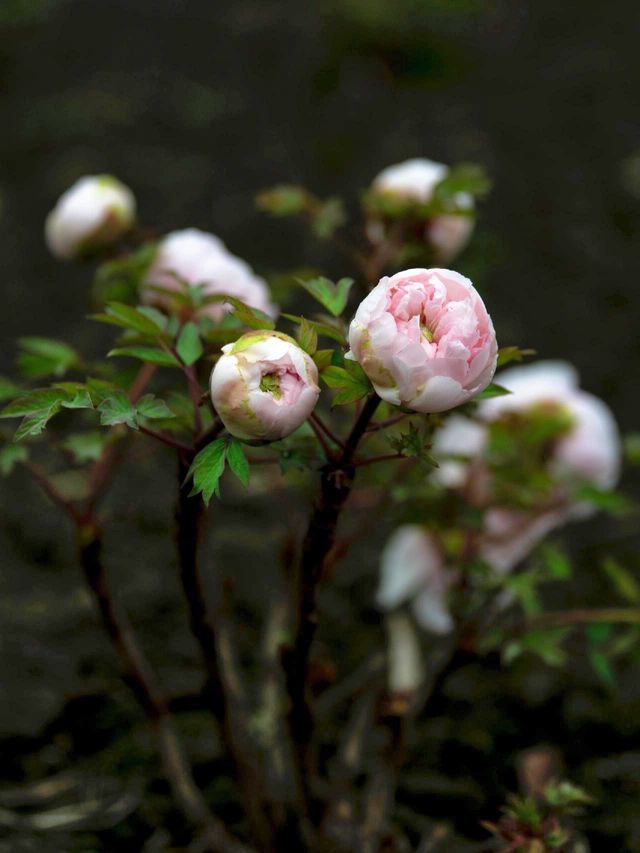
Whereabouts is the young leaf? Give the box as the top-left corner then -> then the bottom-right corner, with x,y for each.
497,346 -> 536,368
136,394 -> 175,421
17,337 -> 80,379
296,318 -> 318,355
54,383 -> 94,410
186,439 -> 228,506
90,302 -> 167,337
226,438 -> 250,488
0,444 -> 28,475
433,163 -> 491,203
475,383 -> 511,400
108,346 -> 180,367
321,365 -> 371,406
201,295 -> 275,330
97,392 -> 138,429
176,322 -> 204,366
313,349 -> 335,371
15,402 -> 63,441
300,276 -> 354,317
282,314 -> 346,344
1,388 -> 70,419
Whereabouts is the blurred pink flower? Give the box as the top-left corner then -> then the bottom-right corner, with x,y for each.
377,525 -> 455,634
370,158 -> 475,263
210,332 -> 320,442
45,175 -> 135,260
142,228 -> 277,320
348,268 -> 497,413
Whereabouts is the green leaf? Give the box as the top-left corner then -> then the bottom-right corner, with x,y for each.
300,276 -> 354,317
496,346 -> 536,368
313,349 -> 335,371
15,402 -> 63,441
282,313 -> 346,344
136,394 -> 175,421
0,444 -> 28,475
97,392 -> 138,429
0,377 -> 23,402
108,346 -> 180,367
1,388 -> 69,419
433,163 -> 491,203
296,318 -> 318,355
542,545 -> 572,580
602,557 -> 640,603
226,438 -> 250,488
90,302 -> 167,337
186,439 -> 227,506
62,431 -> 108,464
321,364 -> 371,406
475,383 -> 512,400
92,242 -> 157,306
574,485 -> 633,515
176,322 -> 204,366
54,383 -> 94,410
201,295 -> 275,330
591,650 -> 616,687
16,337 -> 80,379
256,184 -> 308,216
311,198 -> 346,239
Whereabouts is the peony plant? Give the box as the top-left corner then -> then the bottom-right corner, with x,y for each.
0,162 -> 633,852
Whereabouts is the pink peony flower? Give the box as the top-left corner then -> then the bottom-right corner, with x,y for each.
347,268 -> 497,413
142,228 -> 277,321
210,331 -> 320,441
45,175 -> 136,260
377,525 -> 455,634
370,158 -> 475,263
432,361 -> 622,574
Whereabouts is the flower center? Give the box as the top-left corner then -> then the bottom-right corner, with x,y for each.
259,372 -> 282,400
420,321 -> 435,343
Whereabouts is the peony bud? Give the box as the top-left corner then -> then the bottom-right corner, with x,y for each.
377,525 -> 454,635
45,175 -> 135,260
210,332 -> 320,441
370,158 -> 474,263
142,228 -> 277,320
347,268 -> 497,413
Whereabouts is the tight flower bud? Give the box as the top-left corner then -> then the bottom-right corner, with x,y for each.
142,228 -> 277,320
45,175 -> 135,260
370,158 -> 474,262
348,268 -> 497,413
210,332 -> 320,441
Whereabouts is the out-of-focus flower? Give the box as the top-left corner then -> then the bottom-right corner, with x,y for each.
45,175 -> 136,260
370,158 -> 474,262
142,228 -> 277,320
210,331 -> 320,441
385,613 -> 424,695
433,361 -> 622,574
347,268 -> 497,413
377,525 -> 455,634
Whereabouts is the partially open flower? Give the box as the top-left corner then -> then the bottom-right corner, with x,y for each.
142,228 -> 277,320
377,525 -> 455,635
369,158 -> 475,263
348,268 -> 497,413
210,332 -> 320,441
432,361 -> 622,574
45,175 -> 135,260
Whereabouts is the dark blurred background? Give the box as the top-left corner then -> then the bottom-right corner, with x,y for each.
1,1 -> 639,849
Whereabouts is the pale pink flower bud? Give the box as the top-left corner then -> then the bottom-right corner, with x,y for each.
370,158 -> 475,262
45,175 -> 136,260
377,525 -> 454,635
348,268 -> 497,413
142,228 -> 277,320
210,332 -> 320,441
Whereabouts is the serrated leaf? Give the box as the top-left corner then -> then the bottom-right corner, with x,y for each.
296,318 -> 318,355
497,346 -> 536,368
97,392 -> 138,429
226,439 -> 250,488
201,295 -> 275,330
62,431 -> 108,464
321,364 -> 370,406
0,444 -> 28,475
313,349 -> 334,371
86,378 -> 121,406
475,383 -> 512,400
1,388 -> 68,419
54,383 -> 94,410
136,394 -> 175,420
176,322 -> 203,366
186,439 -> 227,506
300,276 -> 354,317
90,302 -> 167,337
282,313 -> 345,344
108,346 -> 180,367
15,402 -> 62,441
16,337 -> 80,379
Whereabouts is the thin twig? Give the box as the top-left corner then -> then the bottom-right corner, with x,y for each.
139,425 -> 193,453
353,452 -> 403,468
309,412 -> 345,449
308,415 -> 334,461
